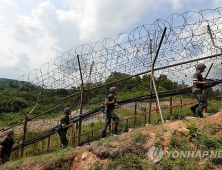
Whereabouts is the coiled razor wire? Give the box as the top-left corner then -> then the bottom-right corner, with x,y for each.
1,7 -> 222,143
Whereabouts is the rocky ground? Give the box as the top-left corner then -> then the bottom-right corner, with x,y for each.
0,100 -> 183,141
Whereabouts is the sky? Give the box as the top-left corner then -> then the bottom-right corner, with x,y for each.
0,0 -> 221,80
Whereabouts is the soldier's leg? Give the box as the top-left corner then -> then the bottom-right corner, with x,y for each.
110,111 -> 119,129
1,155 -> 9,164
59,132 -> 68,147
190,103 -> 199,116
63,135 -> 68,147
110,111 -> 120,135
102,114 -> 111,137
195,92 -> 206,117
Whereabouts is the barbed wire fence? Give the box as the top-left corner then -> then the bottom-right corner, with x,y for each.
0,7 -> 222,159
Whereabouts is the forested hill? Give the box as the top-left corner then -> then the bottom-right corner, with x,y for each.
0,78 -> 36,87
0,72 -> 218,127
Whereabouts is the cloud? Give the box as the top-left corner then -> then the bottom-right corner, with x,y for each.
0,0 -> 160,80
214,0 -> 222,7
0,0 -> 216,81
168,0 -> 183,11
0,0 -> 18,10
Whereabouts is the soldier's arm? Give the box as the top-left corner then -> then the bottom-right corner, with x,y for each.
62,123 -> 74,129
61,118 -> 74,129
193,73 -> 207,85
193,80 -> 207,85
104,95 -> 115,105
105,100 -> 115,105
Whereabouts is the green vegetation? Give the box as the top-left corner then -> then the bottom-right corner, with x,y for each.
0,146 -> 74,170
1,72 -> 221,168
132,132 -> 146,144
162,124 -> 222,170
106,153 -> 142,170
0,72 -> 199,127
1,71 -> 220,127
88,160 -> 102,170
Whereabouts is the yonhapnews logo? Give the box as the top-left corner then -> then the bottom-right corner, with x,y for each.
147,145 -> 163,163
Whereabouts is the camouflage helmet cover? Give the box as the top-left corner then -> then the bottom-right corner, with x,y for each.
7,130 -> 14,136
109,87 -> 117,93
196,63 -> 206,70
64,107 -> 71,114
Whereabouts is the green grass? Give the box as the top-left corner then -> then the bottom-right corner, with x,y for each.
107,153 -> 142,170
131,132 -> 146,144
88,160 -> 102,170
1,146 -> 74,170
161,124 -> 222,170
7,96 -> 222,163
97,135 -> 120,146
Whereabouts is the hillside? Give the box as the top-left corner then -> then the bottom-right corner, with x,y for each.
1,112 -> 222,170
0,78 -> 37,87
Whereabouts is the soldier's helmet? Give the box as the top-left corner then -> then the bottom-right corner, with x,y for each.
109,87 -> 117,94
196,63 -> 206,70
64,107 -> 71,114
7,130 -> 14,136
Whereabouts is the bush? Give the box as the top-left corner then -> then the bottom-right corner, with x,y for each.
132,132 -> 146,144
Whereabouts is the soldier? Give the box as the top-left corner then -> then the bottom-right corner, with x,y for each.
101,87 -> 120,138
190,64 -> 217,118
0,131 -> 15,164
58,107 -> 74,148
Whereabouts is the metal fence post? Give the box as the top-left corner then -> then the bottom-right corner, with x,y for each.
156,100 -> 158,124
21,116 -> 28,158
77,55 -> 84,146
47,135 -> 50,153
204,91 -> 208,113
180,99 -> 182,109
148,80 -> 152,125
144,107 -> 146,126
77,86 -> 84,146
134,103 -> 137,128
77,120 -> 82,145
170,96 -> 172,118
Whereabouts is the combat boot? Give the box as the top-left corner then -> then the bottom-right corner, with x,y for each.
57,143 -> 63,150
114,128 -> 120,135
190,104 -> 198,117
197,111 -> 203,118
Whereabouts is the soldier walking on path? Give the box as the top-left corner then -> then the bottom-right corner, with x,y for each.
0,131 -> 15,164
58,107 -> 74,148
190,64 -> 217,118
101,87 -> 120,138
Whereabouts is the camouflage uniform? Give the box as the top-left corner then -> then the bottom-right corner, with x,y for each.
58,115 -> 70,147
0,136 -> 14,164
102,94 -> 119,137
191,72 -> 206,112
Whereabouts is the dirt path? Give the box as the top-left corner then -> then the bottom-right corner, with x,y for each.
0,100 -> 192,141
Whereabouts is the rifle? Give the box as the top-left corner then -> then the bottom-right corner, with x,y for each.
103,89 -> 108,115
202,78 -> 222,89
